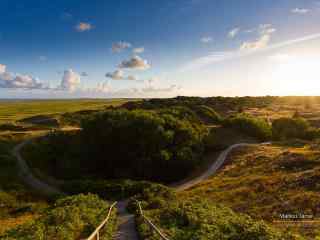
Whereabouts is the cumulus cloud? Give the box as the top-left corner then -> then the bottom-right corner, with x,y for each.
80,72 -> 88,77
75,22 -> 92,32
118,55 -> 151,70
0,73 -> 44,89
133,47 -> 145,54
0,64 -> 6,74
84,81 -> 111,94
0,64 -> 45,89
59,69 -> 80,91
291,8 -> 310,14
228,27 -> 240,38
105,69 -> 124,80
200,37 -> 213,43
112,41 -> 131,53
240,24 -> 275,51
105,69 -> 138,80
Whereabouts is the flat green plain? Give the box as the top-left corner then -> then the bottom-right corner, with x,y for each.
0,99 -> 129,123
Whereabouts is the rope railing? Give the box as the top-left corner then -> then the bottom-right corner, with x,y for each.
85,201 -> 117,240
136,200 -> 170,240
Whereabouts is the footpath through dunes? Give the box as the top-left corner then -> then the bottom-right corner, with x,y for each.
12,137 -> 64,196
12,129 -> 261,239
113,200 -> 139,240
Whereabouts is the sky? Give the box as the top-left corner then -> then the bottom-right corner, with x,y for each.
1,0 -> 320,98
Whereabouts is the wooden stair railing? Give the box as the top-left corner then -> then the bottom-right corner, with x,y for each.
136,201 -> 170,240
85,201 -> 117,240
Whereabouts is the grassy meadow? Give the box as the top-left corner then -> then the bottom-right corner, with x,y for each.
0,99 -> 129,124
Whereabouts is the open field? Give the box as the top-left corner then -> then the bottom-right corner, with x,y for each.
0,99 -> 129,124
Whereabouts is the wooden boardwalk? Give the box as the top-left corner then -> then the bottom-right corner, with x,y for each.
113,200 -> 139,240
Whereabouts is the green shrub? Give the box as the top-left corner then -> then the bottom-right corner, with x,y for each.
2,194 -> 117,240
62,179 -> 167,201
194,105 -> 222,124
223,114 -> 272,141
272,117 -> 310,140
80,109 -> 207,182
33,109 -> 208,183
136,199 -> 292,240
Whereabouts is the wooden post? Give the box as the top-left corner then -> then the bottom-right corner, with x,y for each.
96,231 -> 99,240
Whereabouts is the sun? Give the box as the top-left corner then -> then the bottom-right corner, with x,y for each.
269,54 -> 320,96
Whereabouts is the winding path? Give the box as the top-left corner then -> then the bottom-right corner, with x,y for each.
175,143 -> 253,191
12,137 -> 64,196
12,132 -> 262,239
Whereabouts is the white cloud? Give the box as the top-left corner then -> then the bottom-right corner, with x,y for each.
133,47 -> 145,54
0,64 -> 6,74
240,24 -> 275,51
112,41 -> 131,53
105,69 -> 124,80
228,28 -> 240,38
259,24 -> 276,35
105,69 -> 138,80
118,55 -> 151,70
179,32 -> 320,72
75,22 -> 92,32
291,8 -> 310,14
59,69 -> 80,91
85,81 -> 111,94
0,64 -> 45,89
200,37 -> 213,43
240,34 -> 271,51
80,72 -> 88,77
127,75 -> 137,80
0,73 -> 44,89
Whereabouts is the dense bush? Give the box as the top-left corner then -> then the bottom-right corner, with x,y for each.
158,106 -> 201,124
62,179 -> 169,201
80,109 -> 208,182
31,109 -> 207,183
272,117 -> 310,140
135,199 -> 291,240
194,105 -> 223,124
223,114 -> 272,141
2,194 -> 117,240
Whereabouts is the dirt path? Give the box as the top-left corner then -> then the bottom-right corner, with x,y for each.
175,143 -> 253,191
12,138 -> 64,196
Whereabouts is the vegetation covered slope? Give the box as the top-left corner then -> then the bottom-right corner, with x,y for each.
129,186 -> 292,240
1,194 -> 117,240
0,133 -> 49,235
180,142 -> 320,238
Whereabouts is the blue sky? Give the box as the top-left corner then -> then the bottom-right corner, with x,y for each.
1,0 -> 320,98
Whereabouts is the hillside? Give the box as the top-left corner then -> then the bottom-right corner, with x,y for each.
180,142 -> 320,238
